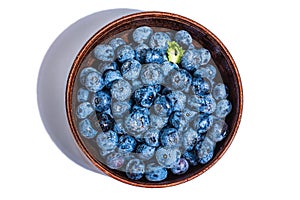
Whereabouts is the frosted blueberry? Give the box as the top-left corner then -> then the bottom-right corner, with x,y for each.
92,91 -> 111,112
187,94 -> 216,114
118,135 -> 137,153
155,147 -> 181,168
144,128 -> 160,147
198,48 -> 211,65
113,120 -> 127,135
140,63 -> 163,85
125,108 -> 150,134
126,158 -> 145,180
84,71 -> 105,92
166,90 -> 187,111
111,101 -> 131,118
109,37 -> 126,50
96,130 -> 118,151
120,59 -> 142,80
106,152 -> 125,169
94,44 -> 114,62
182,151 -> 198,166
160,127 -> 180,148
132,26 -> 153,44
79,67 -> 98,85
98,62 -> 118,74
134,85 -> 157,108
193,114 -> 214,134
181,49 -> 201,72
205,65 -> 217,80
150,114 -> 168,129
215,99 -> 232,118
197,137 -> 216,164
183,128 -> 201,151
149,32 -> 171,51
116,45 -> 135,63
77,88 -> 89,102
76,102 -> 94,119
136,144 -> 155,160
168,69 -> 192,92
207,118 -> 228,142
96,112 -> 114,132
131,105 -> 150,116
152,95 -> 172,117
192,76 -> 211,96
78,119 -> 97,139
103,70 -> 122,87
145,48 -> 168,64
168,111 -> 188,132
145,163 -> 168,182
213,83 -> 228,100
182,108 -> 197,122
110,79 -> 132,101
161,61 -> 179,76
171,158 -> 189,175
174,30 -> 192,49
134,43 -> 150,63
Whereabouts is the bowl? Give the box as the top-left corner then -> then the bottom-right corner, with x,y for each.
41,10 -> 243,188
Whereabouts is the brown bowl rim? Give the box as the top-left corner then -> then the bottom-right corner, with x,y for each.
66,11 -> 243,188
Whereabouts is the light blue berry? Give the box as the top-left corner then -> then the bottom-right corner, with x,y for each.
94,44 -> 114,62
187,94 -> 216,114
96,130 -> 118,151
79,67 -> 98,85
168,69 -> 192,92
207,118 -> 228,142
78,119 -> 97,139
161,61 -> 179,76
77,88 -> 89,102
136,144 -> 155,160
168,111 -> 188,132
198,48 -> 211,65
76,102 -> 94,119
92,91 -> 111,112
117,45 -> 135,63
182,108 -> 197,122
125,108 -> 150,134
197,137 -> 216,164
109,38 -> 126,50
213,83 -> 228,100
171,158 -> 189,175
145,163 -> 168,182
110,79 -> 132,101
106,152 -> 125,169
215,99 -> 232,118
149,32 -> 171,51
181,49 -> 201,72
111,101 -> 131,118
152,95 -> 172,117
140,63 -> 164,85
174,30 -> 192,49
193,114 -> 214,134
183,128 -> 200,151
150,114 -> 168,129
84,71 -> 105,92
120,59 -> 142,80
144,128 -> 160,147
155,147 -> 181,168
126,158 -> 145,180
166,90 -> 187,111
132,26 -> 153,44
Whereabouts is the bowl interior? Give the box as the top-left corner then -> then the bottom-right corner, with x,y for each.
66,11 -> 243,187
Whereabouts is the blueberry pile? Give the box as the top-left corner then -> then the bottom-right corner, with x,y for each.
75,26 -> 232,182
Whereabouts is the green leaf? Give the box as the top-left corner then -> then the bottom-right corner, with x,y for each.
167,41 -> 185,64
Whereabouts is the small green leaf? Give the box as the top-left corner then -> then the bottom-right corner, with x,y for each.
167,41 -> 185,64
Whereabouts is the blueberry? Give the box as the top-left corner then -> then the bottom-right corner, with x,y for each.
144,128 -> 160,147
145,163 -> 168,182
103,70 -> 122,87
155,147 -> 181,168
150,114 -> 168,129
152,95 -> 172,117
132,26 -> 153,44
181,49 -> 201,72
78,119 -> 98,139
140,63 -> 164,85
92,91 -> 111,112
187,94 -> 216,114
76,102 -> 94,119
213,83 -> 228,100
109,37 -> 126,50
116,45 -> 135,63
96,130 -> 118,151
192,76 -> 211,96
134,85 -> 157,108
193,114 -> 214,134
196,137 -> 216,164
207,118 -> 228,142
106,152 -> 125,169
168,69 -> 192,92
94,44 -> 114,62
118,135 -> 137,153
136,144 -> 155,160
182,108 -> 197,122
84,71 -> 105,92
168,111 -> 186,131
174,30 -> 192,49
125,108 -> 150,134
198,48 -> 211,65
77,88 -> 89,102
134,43 -> 150,63
110,79 -> 132,101
171,158 -> 189,175
160,127 -> 180,148
131,105 -> 150,115
79,67 -> 98,85
113,120 -> 127,135
166,90 -> 187,111
120,59 -> 142,80
145,48 -> 168,64
161,61 -> 179,76
149,32 -> 171,51
96,112 -> 114,132
111,101 -> 131,118
131,79 -> 143,91
126,158 -> 145,180
182,151 -> 198,166
215,99 -> 232,118
183,128 -> 200,151
98,62 -> 118,74
205,64 -> 217,80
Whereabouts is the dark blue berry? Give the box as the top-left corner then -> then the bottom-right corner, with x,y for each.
120,59 -> 141,80
187,94 -> 216,114
192,76 -> 211,96
181,49 -> 201,72
166,90 -> 187,111
144,128 -> 160,147
134,43 -> 150,63
98,62 -> 118,74
149,32 -> 171,51
136,144 -> 155,160
125,108 -> 150,134
118,135 -> 137,153
161,61 -> 179,76
145,47 -> 168,64
193,114 -> 214,134
171,158 -> 189,175
134,85 -> 156,108
160,127 -> 180,148
183,128 -> 200,151
92,91 -> 111,112
103,69 -> 122,87
182,151 -> 198,166
198,48 -> 211,65
96,112 -> 114,132
145,163 -> 168,182
116,45 -> 135,63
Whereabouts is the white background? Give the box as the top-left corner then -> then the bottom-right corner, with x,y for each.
1,0 -> 299,199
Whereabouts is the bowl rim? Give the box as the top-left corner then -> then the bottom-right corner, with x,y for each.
66,11 -> 243,188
